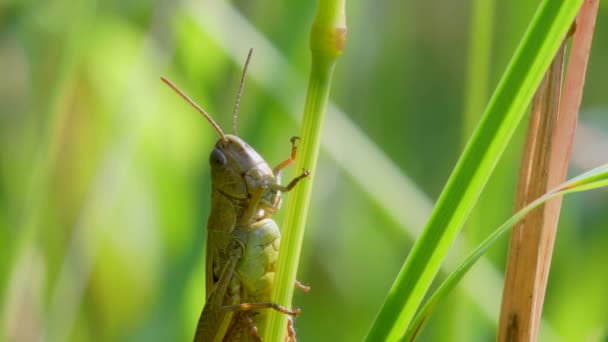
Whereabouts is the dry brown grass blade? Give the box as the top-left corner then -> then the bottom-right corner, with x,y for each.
498,39 -> 566,342
498,1 -> 599,341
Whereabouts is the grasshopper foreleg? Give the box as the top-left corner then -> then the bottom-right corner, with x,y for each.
269,136 -> 310,193
269,169 -> 311,193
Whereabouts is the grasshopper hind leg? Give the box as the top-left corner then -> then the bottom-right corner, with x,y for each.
223,312 -> 263,342
224,313 -> 298,342
221,302 -> 300,342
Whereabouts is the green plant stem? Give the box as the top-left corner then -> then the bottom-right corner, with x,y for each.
262,0 -> 346,341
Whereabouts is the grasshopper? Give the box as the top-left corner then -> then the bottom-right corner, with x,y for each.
161,49 -> 309,342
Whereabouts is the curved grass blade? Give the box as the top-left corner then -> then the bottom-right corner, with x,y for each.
404,164 -> 608,341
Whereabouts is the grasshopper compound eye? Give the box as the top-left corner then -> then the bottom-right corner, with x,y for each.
210,148 -> 227,167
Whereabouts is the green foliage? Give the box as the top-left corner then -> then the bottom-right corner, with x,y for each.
404,164 -> 608,341
366,1 -> 583,340
1,0 -> 607,341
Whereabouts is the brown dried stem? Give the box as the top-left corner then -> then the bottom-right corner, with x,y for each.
498,1 -> 599,340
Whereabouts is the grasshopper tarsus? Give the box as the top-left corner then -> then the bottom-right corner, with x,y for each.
273,136 -> 302,174
289,307 -> 302,317
294,280 -> 311,293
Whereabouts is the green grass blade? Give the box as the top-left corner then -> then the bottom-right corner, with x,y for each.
365,0 -> 582,340
404,164 -> 608,340
463,0 -> 495,138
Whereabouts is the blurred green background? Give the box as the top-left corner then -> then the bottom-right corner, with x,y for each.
1,0 -> 607,341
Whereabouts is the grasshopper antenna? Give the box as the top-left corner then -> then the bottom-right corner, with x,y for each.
161,76 -> 227,142
232,48 -> 253,136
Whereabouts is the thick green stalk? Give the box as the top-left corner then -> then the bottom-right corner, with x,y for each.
262,0 -> 346,340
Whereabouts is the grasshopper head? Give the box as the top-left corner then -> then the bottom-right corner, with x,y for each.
210,135 -> 281,216
210,135 -> 263,200
212,135 -> 266,175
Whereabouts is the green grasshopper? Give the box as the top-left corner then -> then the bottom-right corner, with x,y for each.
161,49 -> 309,342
